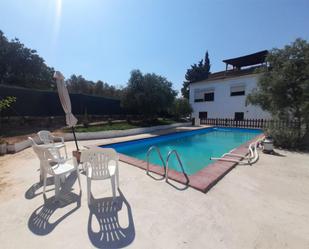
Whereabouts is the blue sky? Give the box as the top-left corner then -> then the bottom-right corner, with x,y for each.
1,0 -> 309,92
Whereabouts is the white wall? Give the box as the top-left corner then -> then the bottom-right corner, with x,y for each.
189,73 -> 271,119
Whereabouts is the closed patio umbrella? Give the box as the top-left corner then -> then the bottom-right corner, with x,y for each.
53,71 -> 79,150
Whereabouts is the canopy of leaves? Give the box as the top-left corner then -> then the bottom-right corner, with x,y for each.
0,30 -> 55,90
66,75 -> 123,99
170,98 -> 192,120
121,70 -> 177,118
247,38 -> 309,124
181,51 -> 211,99
247,38 -> 309,148
0,30 -> 123,98
0,96 -> 16,111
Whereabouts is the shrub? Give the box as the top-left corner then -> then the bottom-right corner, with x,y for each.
247,38 -> 309,149
0,137 -> 6,144
265,126 -> 302,148
83,108 -> 89,128
171,98 -> 192,120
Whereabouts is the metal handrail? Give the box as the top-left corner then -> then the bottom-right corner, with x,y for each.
146,146 -> 166,176
166,150 -> 190,185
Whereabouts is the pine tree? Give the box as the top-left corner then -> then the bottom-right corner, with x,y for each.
181,50 -> 211,99
204,51 -> 210,73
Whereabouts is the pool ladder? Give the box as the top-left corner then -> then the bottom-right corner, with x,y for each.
146,146 -> 190,186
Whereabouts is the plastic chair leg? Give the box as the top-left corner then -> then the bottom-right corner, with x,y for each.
60,174 -> 66,183
116,166 -> 120,189
87,178 -> 91,205
64,145 -> 68,160
76,169 -> 82,191
43,173 -> 47,195
40,162 -> 44,182
111,176 -> 116,201
54,176 -> 61,200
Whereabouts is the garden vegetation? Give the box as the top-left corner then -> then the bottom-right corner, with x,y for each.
247,38 -> 309,149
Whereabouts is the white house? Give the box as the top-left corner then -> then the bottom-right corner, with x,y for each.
189,50 -> 271,122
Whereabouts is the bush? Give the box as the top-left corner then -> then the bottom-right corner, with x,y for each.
170,98 -> 192,120
0,137 -> 6,144
83,108 -> 89,128
265,126 -> 303,149
0,96 -> 16,128
247,38 -> 309,149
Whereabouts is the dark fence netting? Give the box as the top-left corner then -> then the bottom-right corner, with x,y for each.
0,85 -> 124,117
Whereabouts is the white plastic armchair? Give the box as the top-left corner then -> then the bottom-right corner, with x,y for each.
37,130 -> 68,160
80,147 -> 119,205
29,137 -> 68,181
31,143 -> 81,200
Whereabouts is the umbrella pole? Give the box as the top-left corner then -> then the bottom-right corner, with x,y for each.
71,126 -> 79,151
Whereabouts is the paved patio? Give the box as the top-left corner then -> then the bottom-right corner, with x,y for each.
0,127 -> 309,248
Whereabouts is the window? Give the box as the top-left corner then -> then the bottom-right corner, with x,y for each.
231,91 -> 245,96
204,92 -> 214,101
194,89 -> 204,102
230,85 -> 245,96
194,88 -> 215,102
199,112 -> 208,119
234,112 -> 244,121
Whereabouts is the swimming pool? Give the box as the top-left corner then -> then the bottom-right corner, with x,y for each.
101,127 -> 262,175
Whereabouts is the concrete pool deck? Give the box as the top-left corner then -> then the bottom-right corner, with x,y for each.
1,126 -> 309,248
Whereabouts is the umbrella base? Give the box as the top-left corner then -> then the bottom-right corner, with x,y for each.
72,150 -> 81,164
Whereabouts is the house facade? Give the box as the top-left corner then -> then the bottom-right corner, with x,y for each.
189,51 -> 271,121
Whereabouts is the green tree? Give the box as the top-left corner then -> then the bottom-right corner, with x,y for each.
0,96 -> 16,128
0,30 -> 124,97
0,30 -> 54,90
94,80 -> 104,96
121,70 -> 177,119
247,38 -> 309,147
204,51 -> 210,74
0,96 -> 16,112
96,81 -> 123,99
181,51 -> 211,99
66,75 -> 123,98
66,75 -> 94,95
171,98 -> 193,120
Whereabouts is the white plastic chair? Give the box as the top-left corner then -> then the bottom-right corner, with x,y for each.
29,137 -> 68,181
211,140 -> 260,165
31,143 -> 81,200
80,147 -> 119,205
37,130 -> 68,160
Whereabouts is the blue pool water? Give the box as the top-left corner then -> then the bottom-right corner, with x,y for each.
101,127 -> 262,175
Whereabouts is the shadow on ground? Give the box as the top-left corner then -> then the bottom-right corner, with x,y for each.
25,176 -> 54,199
146,171 -> 166,181
27,172 -> 81,235
88,189 -> 135,249
25,170 -> 80,200
166,178 -> 190,191
271,150 -> 286,157
28,191 -> 81,235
